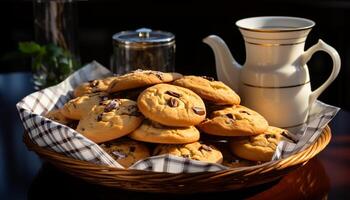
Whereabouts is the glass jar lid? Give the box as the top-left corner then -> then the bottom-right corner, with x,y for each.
112,28 -> 175,47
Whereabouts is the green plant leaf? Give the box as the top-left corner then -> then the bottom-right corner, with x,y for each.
46,43 -> 64,57
18,42 -> 44,54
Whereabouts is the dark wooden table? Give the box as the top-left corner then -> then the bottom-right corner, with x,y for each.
1,72 -> 349,200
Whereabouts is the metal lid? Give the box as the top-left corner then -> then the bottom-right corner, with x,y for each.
112,28 -> 175,47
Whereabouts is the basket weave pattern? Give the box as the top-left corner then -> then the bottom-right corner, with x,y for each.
24,126 -> 331,193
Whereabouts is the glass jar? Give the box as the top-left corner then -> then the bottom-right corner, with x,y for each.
111,28 -> 175,74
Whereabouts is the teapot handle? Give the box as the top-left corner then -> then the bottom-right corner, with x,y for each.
301,39 -> 341,107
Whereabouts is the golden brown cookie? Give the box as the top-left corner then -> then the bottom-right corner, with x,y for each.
129,119 -> 200,144
45,109 -> 78,128
61,92 -> 109,120
74,77 -> 115,97
229,126 -> 288,161
153,142 -> 223,164
198,105 -> 268,136
107,69 -> 183,93
76,99 -> 143,143
212,141 -> 257,168
100,139 -> 150,168
172,75 -> 240,105
137,84 -> 206,127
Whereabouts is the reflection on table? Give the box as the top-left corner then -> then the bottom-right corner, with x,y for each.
27,158 -> 329,200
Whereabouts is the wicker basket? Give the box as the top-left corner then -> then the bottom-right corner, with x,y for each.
23,126 -> 331,193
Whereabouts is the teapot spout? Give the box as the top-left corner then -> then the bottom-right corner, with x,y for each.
203,35 -> 242,93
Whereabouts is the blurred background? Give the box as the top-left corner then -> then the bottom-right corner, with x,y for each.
0,0 -> 349,199
1,0 -> 349,108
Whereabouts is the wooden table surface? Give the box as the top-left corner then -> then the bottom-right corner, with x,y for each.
1,72 -> 349,200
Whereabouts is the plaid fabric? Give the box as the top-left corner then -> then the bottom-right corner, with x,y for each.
131,154 -> 227,172
272,101 -> 340,160
17,61 -> 123,168
17,61 -> 339,173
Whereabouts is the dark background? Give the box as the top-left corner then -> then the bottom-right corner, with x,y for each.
0,0 -> 349,199
0,0 -> 349,110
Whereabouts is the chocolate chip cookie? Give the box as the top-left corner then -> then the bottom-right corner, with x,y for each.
129,119 -> 200,144
76,99 -> 143,143
74,77 -> 115,97
153,142 -> 223,164
172,75 -> 240,105
137,83 -> 206,127
107,69 -> 183,93
229,126 -> 290,161
212,141 -> 257,168
100,139 -> 150,168
61,92 -> 109,120
198,105 -> 268,136
45,109 -> 78,128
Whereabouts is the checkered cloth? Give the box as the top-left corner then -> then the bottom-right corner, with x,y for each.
17,61 -> 339,173
272,101 -> 340,160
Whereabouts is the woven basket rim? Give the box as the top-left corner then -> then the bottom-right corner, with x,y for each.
23,126 -> 331,175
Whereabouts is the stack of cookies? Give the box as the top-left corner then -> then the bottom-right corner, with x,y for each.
45,69 -> 294,168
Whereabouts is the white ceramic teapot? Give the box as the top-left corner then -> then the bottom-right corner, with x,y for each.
203,16 -> 341,128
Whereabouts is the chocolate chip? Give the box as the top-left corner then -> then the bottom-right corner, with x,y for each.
112,151 -> 127,159
127,105 -> 142,116
145,71 -> 163,80
168,97 -> 179,107
97,114 -> 103,121
226,113 -> 235,120
155,72 -> 163,80
192,107 -> 205,115
81,128 -> 85,131
201,76 -> 215,81
127,104 -> 137,111
239,110 -> 251,115
166,90 -> 181,98
104,100 -> 119,112
129,146 -> 136,152
89,80 -> 99,87
281,131 -> 298,143
199,144 -> 212,151
264,134 -> 276,139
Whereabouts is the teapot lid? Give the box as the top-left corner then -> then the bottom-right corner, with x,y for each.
113,28 -> 175,47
